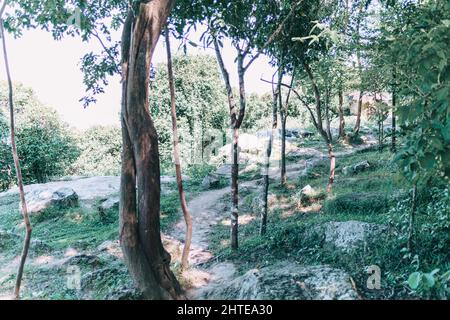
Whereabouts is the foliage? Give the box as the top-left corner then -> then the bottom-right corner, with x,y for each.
0,83 -> 79,186
378,1 -> 450,183
71,125 -> 121,176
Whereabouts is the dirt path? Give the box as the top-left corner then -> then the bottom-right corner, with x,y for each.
171,140 -> 377,298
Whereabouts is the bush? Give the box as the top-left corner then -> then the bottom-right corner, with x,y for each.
0,84 -> 79,186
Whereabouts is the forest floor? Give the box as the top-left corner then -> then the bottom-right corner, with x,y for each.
0,128 -> 447,300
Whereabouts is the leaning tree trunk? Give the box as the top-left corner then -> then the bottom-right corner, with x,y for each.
165,27 -> 193,271
1,11 -> 32,300
119,2 -> 183,300
338,90 -> 346,139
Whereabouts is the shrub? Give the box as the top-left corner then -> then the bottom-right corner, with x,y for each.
0,85 -> 80,185
323,192 -> 389,215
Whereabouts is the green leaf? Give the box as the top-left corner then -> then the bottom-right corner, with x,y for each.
408,272 -> 422,289
423,273 -> 435,288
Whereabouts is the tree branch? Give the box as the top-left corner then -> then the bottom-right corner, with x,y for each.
243,0 -> 303,71
260,77 -> 319,130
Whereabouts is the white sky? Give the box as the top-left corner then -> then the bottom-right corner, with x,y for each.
0,28 -> 276,130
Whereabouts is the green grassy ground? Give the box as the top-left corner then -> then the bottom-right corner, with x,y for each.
207,146 -> 449,299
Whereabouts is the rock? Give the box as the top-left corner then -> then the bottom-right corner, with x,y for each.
298,130 -> 315,138
63,253 -> 103,267
301,185 -> 314,196
342,160 -> 371,176
106,287 -> 144,300
296,185 -> 315,206
160,175 -> 190,184
30,239 -> 51,254
322,221 -> 388,253
215,164 -> 232,177
201,174 -> 220,189
97,240 -> 122,258
98,196 -> 119,219
26,187 -> 78,215
353,160 -> 370,173
342,165 -> 353,176
197,262 -> 358,300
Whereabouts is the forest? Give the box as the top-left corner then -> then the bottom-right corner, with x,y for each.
0,0 -> 448,301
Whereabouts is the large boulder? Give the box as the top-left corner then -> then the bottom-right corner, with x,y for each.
201,174 -> 220,189
196,262 -> 358,300
26,187 -> 78,215
98,196 -> 119,219
342,160 -> 371,176
322,221 -> 388,253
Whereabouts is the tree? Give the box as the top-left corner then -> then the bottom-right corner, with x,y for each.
378,0 -> 449,250
208,0 -> 302,249
148,54 -> 228,167
0,0 -> 31,299
164,27 -> 192,271
260,67 -> 284,235
4,0 -> 188,299
118,1 -> 183,299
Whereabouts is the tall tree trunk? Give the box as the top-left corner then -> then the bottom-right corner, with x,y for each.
230,127 -> 239,249
279,69 -> 294,185
325,86 -> 333,143
261,72 -> 280,235
407,184 -> 417,252
338,89 -> 346,139
391,72 -> 397,152
280,112 -> 287,185
354,90 -> 363,134
213,38 -> 246,250
303,62 -> 336,193
165,28 -> 192,271
119,2 -> 183,300
353,6 -> 364,135
326,142 -> 336,193
1,11 -> 32,300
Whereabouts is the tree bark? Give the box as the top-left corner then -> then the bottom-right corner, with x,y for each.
119,2 -> 183,300
326,142 -> 336,193
338,89 -> 346,139
213,38 -> 244,250
279,69 -> 293,186
325,86 -> 333,143
261,72 -> 280,235
165,27 -> 192,271
1,10 -> 32,300
391,71 -> 397,152
354,90 -> 363,134
353,7 -> 363,135
303,62 -> 335,192
407,184 -> 417,252
280,111 -> 287,185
